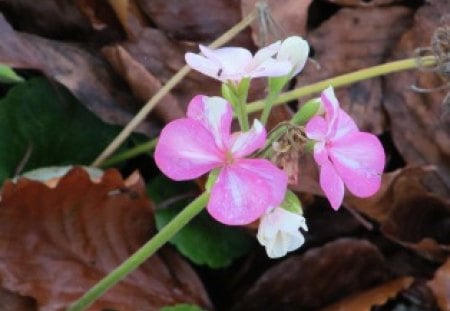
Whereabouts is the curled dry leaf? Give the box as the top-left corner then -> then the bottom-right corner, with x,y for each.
384,0 -> 450,191
234,238 -> 390,311
0,167 -> 211,310
241,0 -> 312,46
427,258 -> 450,311
297,6 -> 413,134
0,14 -> 155,134
320,277 -> 414,311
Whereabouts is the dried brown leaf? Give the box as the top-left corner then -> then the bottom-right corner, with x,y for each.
0,14 -> 155,134
384,0 -> 450,191
0,288 -> 36,311
427,258 -> 450,311
320,277 -> 414,311
102,45 -> 185,123
234,238 -> 390,311
0,167 -> 211,310
298,6 -> 413,134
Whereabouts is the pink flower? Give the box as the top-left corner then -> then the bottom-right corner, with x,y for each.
155,95 -> 288,225
305,87 -> 385,210
185,41 -> 292,82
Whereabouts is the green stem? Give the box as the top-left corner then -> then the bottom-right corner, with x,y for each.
236,78 -> 250,131
260,91 -> 280,125
68,192 -> 210,311
100,138 -> 158,168
247,56 -> 436,114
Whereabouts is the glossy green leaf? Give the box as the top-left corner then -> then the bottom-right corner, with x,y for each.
0,77 -> 136,184
148,175 -> 254,269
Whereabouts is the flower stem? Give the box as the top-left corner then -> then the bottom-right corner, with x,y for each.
236,78 -> 250,131
99,138 -> 158,168
67,192 -> 210,311
247,56 -> 436,114
97,56 -> 437,166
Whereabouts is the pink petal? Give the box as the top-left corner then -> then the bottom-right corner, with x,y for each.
333,108 -> 358,139
229,120 -> 266,158
185,52 -> 221,80
329,132 -> 385,197
249,58 -> 292,78
208,159 -> 287,225
319,159 -> 345,210
321,86 -> 340,126
305,116 -> 328,141
187,95 -> 232,150
313,142 -> 328,166
154,119 -> 223,181
199,45 -> 252,78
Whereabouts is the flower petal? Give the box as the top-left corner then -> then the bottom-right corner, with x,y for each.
155,119 -> 223,181
277,36 -> 310,75
329,132 -> 385,197
250,58 -> 292,78
208,159 -> 287,225
229,119 -> 266,158
319,159 -> 345,210
305,116 -> 328,141
252,41 -> 281,66
199,45 -> 252,79
334,108 -> 359,139
187,95 -> 232,150
320,86 -> 340,135
185,52 -> 221,81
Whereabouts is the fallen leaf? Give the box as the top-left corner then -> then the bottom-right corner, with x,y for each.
384,0 -> 450,191
241,0 -> 312,46
0,14 -> 154,133
0,288 -> 36,311
297,6 -> 413,134
234,238 -> 390,311
137,0 -> 252,44
427,258 -> 450,311
324,0 -> 401,7
320,277 -> 414,311
0,167 -> 211,310
102,45 -> 185,123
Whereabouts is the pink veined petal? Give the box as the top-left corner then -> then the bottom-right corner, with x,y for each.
319,159 -> 345,210
249,58 -> 292,78
199,45 -> 252,78
313,142 -> 328,166
305,116 -> 328,141
185,52 -> 221,81
154,119 -> 223,181
333,108 -> 359,139
187,95 -> 232,151
252,40 -> 281,66
320,86 -> 340,135
329,131 -> 385,197
229,119 -> 266,158
208,159 -> 287,225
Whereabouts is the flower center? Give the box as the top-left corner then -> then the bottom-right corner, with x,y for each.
225,151 -> 234,164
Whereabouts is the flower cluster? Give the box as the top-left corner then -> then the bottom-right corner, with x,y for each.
154,36 -> 385,258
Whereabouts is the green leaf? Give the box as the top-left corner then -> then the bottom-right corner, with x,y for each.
0,77 -> 136,184
0,64 -> 24,83
160,303 -> 205,311
147,175 -> 254,269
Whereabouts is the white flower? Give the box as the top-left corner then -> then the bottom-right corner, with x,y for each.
185,41 -> 292,82
276,36 -> 310,76
257,207 -> 308,258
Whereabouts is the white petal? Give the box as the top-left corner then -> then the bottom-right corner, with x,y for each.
277,36 -> 310,75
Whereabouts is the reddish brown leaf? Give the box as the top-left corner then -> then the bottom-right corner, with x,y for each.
241,0 -> 312,46
0,288 -> 36,311
0,167 -> 211,310
298,6 -> 413,134
320,277 -> 414,311
0,14 -> 155,134
427,259 -> 450,311
234,238 -> 390,311
384,0 -> 450,191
